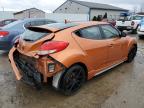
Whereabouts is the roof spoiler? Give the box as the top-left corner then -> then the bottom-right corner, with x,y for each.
27,26 -> 54,33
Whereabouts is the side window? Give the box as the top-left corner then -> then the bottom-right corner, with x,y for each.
75,26 -> 101,40
45,20 -> 55,24
24,21 -> 46,27
101,25 -> 119,39
4,20 -> 12,25
34,21 -> 45,26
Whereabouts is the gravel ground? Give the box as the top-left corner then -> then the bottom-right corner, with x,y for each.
0,34 -> 144,108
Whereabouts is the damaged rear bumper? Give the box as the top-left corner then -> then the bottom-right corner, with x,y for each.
9,47 -> 66,87
9,47 -> 22,80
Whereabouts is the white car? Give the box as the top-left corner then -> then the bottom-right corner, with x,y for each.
130,15 -> 144,33
116,15 -> 144,33
137,19 -> 144,38
116,16 -> 132,31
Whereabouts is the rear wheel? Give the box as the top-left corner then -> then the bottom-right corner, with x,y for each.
139,35 -> 144,39
126,45 -> 137,63
131,29 -> 137,34
59,65 -> 86,95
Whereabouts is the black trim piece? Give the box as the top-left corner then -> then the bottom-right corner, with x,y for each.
13,50 -> 43,89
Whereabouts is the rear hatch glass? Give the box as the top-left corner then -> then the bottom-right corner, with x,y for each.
21,27 -> 52,42
118,16 -> 130,21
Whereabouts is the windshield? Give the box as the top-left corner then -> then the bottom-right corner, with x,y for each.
132,16 -> 144,20
118,16 -> 129,21
2,20 -> 24,30
21,27 -> 51,42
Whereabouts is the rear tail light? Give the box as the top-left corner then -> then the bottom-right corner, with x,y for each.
37,41 -> 69,56
131,21 -> 135,26
0,31 -> 9,37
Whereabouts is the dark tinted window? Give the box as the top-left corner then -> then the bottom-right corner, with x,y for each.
24,21 -> 45,27
24,20 -> 55,28
101,25 -> 119,39
45,20 -> 56,24
4,20 -> 12,25
132,16 -> 144,20
2,20 -> 24,30
118,16 -> 130,21
21,27 -> 51,42
75,26 -> 101,40
47,23 -> 78,29
32,21 -> 47,26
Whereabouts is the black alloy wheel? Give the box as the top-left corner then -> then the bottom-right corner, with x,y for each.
127,45 -> 137,63
60,65 -> 86,95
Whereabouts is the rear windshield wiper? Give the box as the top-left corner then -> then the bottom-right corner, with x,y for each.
23,39 -> 33,41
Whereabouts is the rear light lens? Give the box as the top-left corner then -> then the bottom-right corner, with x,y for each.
37,41 -> 69,56
131,21 -> 135,26
0,31 -> 9,37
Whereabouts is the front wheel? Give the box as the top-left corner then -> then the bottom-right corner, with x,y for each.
59,65 -> 86,95
131,29 -> 137,34
126,45 -> 137,63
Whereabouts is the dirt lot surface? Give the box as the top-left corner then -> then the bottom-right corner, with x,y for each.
0,34 -> 144,108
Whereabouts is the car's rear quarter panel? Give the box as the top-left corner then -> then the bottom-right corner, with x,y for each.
50,29 -> 89,70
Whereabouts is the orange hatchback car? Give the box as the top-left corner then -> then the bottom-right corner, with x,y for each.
9,22 -> 137,95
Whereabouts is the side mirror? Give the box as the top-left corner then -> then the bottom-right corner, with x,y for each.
120,32 -> 126,37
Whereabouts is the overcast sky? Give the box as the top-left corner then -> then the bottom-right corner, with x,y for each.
0,0 -> 144,12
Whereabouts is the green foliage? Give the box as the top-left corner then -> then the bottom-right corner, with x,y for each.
92,16 -> 97,21
103,12 -> 107,19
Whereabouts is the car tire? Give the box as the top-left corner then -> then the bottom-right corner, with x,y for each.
126,45 -> 137,63
139,35 -> 144,39
131,29 -> 137,34
59,65 -> 86,96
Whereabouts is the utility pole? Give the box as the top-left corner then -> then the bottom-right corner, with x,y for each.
2,7 -> 4,12
28,10 -> 31,18
133,6 -> 137,14
0,0 -> 4,12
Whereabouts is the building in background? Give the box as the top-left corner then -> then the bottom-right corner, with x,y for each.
13,8 -> 45,19
53,0 -> 129,20
0,11 -> 14,20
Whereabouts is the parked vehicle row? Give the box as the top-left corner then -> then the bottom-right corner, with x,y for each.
0,18 -> 56,51
8,21 -> 137,95
116,15 -> 144,33
137,18 -> 144,38
0,19 -> 17,27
